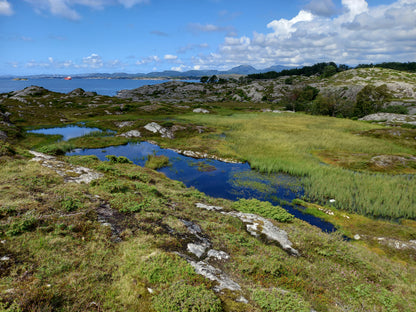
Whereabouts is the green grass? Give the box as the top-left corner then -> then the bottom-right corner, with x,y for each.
1,153 -> 415,311
232,198 -> 294,223
177,113 -> 416,219
145,154 -> 170,170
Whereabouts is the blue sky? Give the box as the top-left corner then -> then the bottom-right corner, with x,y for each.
0,0 -> 415,75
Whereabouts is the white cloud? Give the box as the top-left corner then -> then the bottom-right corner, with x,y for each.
305,0 -> 337,17
118,0 -> 148,8
342,0 -> 368,19
24,0 -> 149,20
187,23 -> 236,35
267,10 -> 314,39
164,54 -> 178,61
23,54 -> 125,71
170,64 -> 188,72
82,53 -> 103,68
177,43 -> 209,54
196,0 -> 416,69
136,55 -> 160,65
0,0 -> 13,15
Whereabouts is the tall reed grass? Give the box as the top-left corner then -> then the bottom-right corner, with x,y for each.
182,113 -> 416,219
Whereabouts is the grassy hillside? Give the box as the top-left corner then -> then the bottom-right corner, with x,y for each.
1,69 -> 416,311
1,151 -> 415,311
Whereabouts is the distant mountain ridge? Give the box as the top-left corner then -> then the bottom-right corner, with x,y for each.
1,64 -> 293,79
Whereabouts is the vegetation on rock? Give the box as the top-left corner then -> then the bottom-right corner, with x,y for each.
0,65 -> 415,311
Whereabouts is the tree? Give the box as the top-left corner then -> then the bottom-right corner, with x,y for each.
354,84 -> 390,117
322,65 -> 337,78
200,76 -> 209,83
208,75 -> 218,83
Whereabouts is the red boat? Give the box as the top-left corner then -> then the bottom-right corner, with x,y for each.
64,76 -> 72,80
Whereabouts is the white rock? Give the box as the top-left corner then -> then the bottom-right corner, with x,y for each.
236,296 -> 249,304
118,130 -> 141,138
207,249 -> 230,261
189,260 -> 241,291
195,203 -> 224,211
193,108 -> 210,114
187,243 -> 207,258
144,122 -> 163,133
227,211 -> 300,256
354,234 -> 361,240
1,256 -> 10,261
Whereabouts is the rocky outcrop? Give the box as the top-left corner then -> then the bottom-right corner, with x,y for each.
0,111 -> 19,141
29,151 -> 103,184
11,86 -> 48,97
359,113 -> 416,125
144,122 -> 174,139
168,148 -> 241,164
193,108 -> 210,114
195,203 -> 299,256
117,130 -> 141,138
177,218 -> 246,299
67,88 -> 97,97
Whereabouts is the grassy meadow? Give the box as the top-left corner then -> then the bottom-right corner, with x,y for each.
176,112 -> 416,219
1,78 -> 416,311
1,152 -> 415,311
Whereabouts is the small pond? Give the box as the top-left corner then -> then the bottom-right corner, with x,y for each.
67,141 -> 336,232
27,125 -> 102,141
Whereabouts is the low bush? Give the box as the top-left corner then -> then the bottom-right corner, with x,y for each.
251,288 -> 310,312
152,281 -> 222,312
37,142 -> 74,156
232,198 -> 294,223
105,155 -> 133,164
6,216 -> 37,236
145,155 -> 170,170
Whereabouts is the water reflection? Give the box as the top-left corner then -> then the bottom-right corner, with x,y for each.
68,141 -> 336,232
28,125 -> 102,141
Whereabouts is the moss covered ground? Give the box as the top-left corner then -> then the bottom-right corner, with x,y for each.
1,82 -> 416,311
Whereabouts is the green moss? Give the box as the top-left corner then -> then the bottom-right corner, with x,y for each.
152,281 -> 222,312
251,288 -> 310,312
232,198 -> 294,223
145,154 -> 170,170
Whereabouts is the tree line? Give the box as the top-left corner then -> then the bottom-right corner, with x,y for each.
247,61 -> 416,80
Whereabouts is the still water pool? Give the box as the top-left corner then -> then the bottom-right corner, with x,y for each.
28,125 -> 102,141
67,141 -> 336,232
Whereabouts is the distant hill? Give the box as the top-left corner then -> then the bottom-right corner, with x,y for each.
1,65 -> 293,80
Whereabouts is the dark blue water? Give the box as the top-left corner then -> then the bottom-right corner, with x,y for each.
67,141 -> 336,232
28,125 -> 103,141
0,78 -> 198,96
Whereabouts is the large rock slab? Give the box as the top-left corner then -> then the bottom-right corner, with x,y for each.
196,203 -> 300,256
29,151 -> 102,184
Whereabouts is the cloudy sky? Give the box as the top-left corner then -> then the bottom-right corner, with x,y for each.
1,0 -> 415,75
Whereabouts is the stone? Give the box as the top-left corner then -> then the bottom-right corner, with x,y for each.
187,243 -> 207,258
236,296 -> 249,304
118,130 -> 141,138
115,121 -> 135,128
193,108 -> 210,114
354,234 -> 361,240
188,260 -> 241,291
144,122 -> 174,139
67,88 -> 97,97
195,203 -> 224,211
227,211 -> 300,256
196,203 -> 299,256
29,151 -> 103,184
207,249 -> 230,261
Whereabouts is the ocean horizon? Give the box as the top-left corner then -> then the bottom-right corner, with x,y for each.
0,77 -> 198,96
